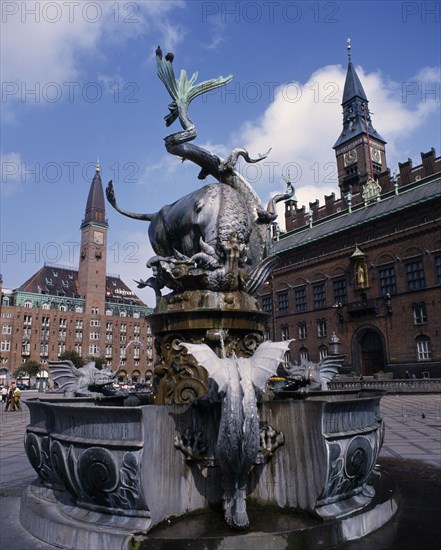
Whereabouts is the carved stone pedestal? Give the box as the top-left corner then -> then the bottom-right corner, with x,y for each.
150,290 -> 268,404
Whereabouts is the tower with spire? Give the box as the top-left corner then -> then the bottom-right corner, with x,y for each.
77,161 -> 108,315
333,39 -> 387,196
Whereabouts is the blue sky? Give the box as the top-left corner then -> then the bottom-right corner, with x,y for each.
1,0 -> 440,307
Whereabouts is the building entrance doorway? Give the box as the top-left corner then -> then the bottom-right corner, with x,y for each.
353,328 -> 385,376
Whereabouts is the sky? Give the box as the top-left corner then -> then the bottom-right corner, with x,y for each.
1,0 -> 440,307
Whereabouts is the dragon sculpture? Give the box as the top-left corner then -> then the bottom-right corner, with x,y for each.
180,340 -> 292,530
106,47 -> 293,295
48,360 -> 119,397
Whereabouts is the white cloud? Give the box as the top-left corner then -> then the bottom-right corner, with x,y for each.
1,0 -> 185,99
106,229 -> 156,308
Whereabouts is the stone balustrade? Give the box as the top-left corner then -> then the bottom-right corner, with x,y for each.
328,379 -> 441,393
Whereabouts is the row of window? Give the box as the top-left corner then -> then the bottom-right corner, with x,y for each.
279,303 -> 431,342
263,257 -> 440,315
281,335 -> 433,364
5,300 -> 146,319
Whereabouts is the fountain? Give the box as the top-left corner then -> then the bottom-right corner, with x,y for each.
20,49 -> 397,549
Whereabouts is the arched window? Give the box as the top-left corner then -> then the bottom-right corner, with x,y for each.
42,302 -> 50,310
75,306 -> 83,313
24,300 -> 33,308
299,347 -> 309,362
59,304 -> 67,311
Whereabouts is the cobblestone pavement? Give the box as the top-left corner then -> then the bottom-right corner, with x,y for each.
0,392 -> 439,549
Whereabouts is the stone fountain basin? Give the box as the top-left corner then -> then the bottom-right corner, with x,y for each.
21,390 -> 393,549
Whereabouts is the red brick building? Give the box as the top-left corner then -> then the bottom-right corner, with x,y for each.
257,57 -> 441,379
0,165 -> 154,386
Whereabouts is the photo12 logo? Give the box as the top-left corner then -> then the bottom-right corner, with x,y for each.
1,161 -> 139,184
2,81 -> 139,104
1,2 -> 141,24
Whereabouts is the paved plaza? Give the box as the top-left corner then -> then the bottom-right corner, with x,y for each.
0,392 -> 440,549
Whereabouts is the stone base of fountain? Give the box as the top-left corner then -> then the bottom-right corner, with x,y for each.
21,390 -> 397,549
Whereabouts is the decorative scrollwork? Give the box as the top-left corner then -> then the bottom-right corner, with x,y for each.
25,433 -> 43,471
345,436 -> 372,480
78,447 -> 119,494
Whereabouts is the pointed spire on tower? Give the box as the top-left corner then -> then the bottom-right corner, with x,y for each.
81,161 -> 108,228
333,40 -> 385,149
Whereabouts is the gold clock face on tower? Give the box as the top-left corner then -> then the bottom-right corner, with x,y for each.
371,147 -> 381,163
344,149 -> 357,166
93,230 -> 103,245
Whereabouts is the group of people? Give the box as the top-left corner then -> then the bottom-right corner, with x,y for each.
1,382 -> 22,412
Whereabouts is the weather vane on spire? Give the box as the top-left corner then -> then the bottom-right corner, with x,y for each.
347,38 -> 352,62
96,158 -> 100,172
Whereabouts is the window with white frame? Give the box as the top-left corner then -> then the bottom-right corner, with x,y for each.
90,332 -> 100,340
106,309 -> 113,316
91,307 -> 99,315
42,316 -> 50,327
74,344 -> 82,355
75,306 -> 83,313
24,300 -> 33,308
59,318 -> 67,328
299,347 -> 309,362
2,325 -> 12,335
59,304 -> 67,311
24,315 -> 32,325
120,323 -> 127,333
413,303 -> 428,325
89,344 -> 100,355
1,340 -> 11,352
90,319 -> 100,327
58,343 -> 66,355
416,337 -> 431,361
281,325 -> 289,340
106,322 -> 113,331
319,346 -> 328,361
317,319 -> 327,338
42,302 -> 50,310
298,322 -> 307,339
75,319 -> 83,329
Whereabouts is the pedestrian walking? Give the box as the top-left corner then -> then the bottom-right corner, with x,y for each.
1,385 -> 8,404
5,383 -> 21,412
